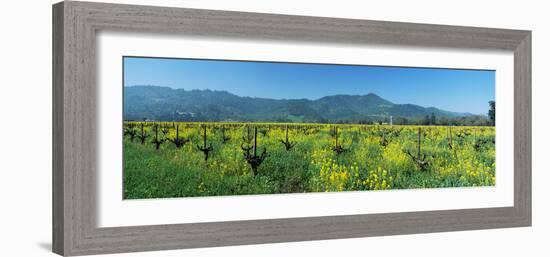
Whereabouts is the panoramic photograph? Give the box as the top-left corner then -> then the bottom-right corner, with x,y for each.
122,56 -> 496,199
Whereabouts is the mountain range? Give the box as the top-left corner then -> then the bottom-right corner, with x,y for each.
123,85 -> 473,123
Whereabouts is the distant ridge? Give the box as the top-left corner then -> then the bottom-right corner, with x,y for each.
124,85 -> 475,123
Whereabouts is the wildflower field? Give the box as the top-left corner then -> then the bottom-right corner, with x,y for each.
123,122 -> 495,199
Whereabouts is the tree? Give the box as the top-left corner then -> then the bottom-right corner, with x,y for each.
439,116 -> 449,126
488,101 -> 496,125
423,115 -> 430,125
394,117 -> 409,125
430,112 -> 436,125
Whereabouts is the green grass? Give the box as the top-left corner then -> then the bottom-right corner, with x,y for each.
123,123 -> 495,199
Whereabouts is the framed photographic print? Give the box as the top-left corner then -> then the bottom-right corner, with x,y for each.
52,1 -> 531,256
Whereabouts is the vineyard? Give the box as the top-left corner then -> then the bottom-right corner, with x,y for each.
123,122 -> 495,199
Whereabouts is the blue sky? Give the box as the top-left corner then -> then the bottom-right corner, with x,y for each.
123,57 -> 495,114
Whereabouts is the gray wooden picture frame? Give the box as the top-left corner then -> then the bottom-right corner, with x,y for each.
52,1 -> 531,256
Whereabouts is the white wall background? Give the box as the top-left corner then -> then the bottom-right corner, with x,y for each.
0,0 -> 547,256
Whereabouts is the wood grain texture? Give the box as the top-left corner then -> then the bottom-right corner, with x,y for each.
514,32 -> 532,224
52,1 -> 532,256
52,2 -> 65,255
